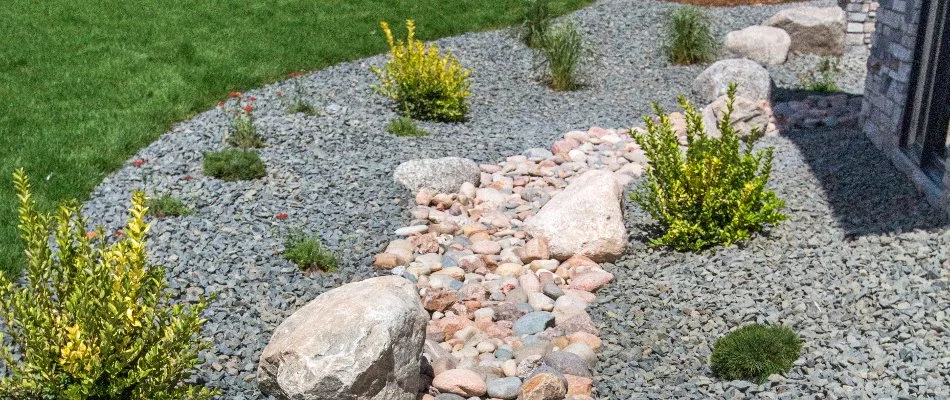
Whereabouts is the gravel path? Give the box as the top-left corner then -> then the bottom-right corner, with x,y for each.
593,126 -> 950,399
75,0 -> 896,398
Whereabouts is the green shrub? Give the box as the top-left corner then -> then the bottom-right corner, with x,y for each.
799,57 -> 841,93
371,20 -> 472,122
146,194 -> 193,218
386,116 -> 429,137
665,6 -> 717,65
0,170 -> 217,399
630,84 -> 787,251
710,324 -> 802,383
536,21 -> 585,91
519,0 -> 553,48
283,229 -> 338,272
202,149 -> 266,181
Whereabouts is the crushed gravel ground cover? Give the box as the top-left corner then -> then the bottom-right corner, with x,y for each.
74,0 -> 926,398
593,126 -> 949,398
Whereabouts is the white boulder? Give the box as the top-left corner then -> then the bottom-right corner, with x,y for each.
524,170 -> 626,262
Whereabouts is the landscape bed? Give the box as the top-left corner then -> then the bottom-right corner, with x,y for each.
2,0 -> 944,398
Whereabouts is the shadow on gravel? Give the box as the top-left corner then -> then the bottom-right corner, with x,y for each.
774,93 -> 950,237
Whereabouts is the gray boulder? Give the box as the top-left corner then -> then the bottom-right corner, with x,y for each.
702,95 -> 772,138
764,6 -> 846,56
693,59 -> 773,103
258,276 -> 428,400
724,26 -> 791,65
394,157 -> 480,194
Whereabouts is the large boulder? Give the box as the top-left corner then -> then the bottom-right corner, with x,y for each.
724,26 -> 791,65
693,59 -> 772,103
763,7 -> 846,56
524,170 -> 626,262
258,276 -> 428,400
394,157 -> 480,194
702,95 -> 772,138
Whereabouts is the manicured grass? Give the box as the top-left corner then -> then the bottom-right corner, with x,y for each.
0,0 -> 592,275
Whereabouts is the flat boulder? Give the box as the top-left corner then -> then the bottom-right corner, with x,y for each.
524,170 -> 626,262
394,157 -> 480,194
701,95 -> 772,138
764,6 -> 846,56
258,276 -> 428,400
693,59 -> 772,103
724,26 -> 791,65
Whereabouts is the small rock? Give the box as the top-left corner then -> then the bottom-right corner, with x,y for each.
432,369 -> 488,397
487,376 -> 523,399
513,312 -> 556,336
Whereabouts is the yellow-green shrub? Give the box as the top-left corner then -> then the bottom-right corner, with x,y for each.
631,84 -> 787,251
0,169 -> 217,399
371,20 -> 472,122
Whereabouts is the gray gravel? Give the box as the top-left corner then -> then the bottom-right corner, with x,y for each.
75,0 -> 898,398
593,126 -> 949,399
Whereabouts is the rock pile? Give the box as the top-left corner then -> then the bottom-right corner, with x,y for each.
377,127 -> 645,399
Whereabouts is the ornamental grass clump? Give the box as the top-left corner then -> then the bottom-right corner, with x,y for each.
386,116 -> 429,137
536,21 -> 586,91
710,324 -> 803,383
202,149 -> 266,181
631,83 -> 787,251
0,170 -> 217,399
371,20 -> 472,122
283,229 -> 338,272
146,194 -> 193,218
519,0 -> 554,48
665,6 -> 718,65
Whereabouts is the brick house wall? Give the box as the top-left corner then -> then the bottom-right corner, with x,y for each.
861,0 -> 950,212
844,0 -> 879,46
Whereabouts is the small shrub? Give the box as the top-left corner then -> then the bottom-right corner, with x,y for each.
799,57 -> 841,92
536,21 -> 585,91
281,71 -> 319,115
0,170 -> 217,399
283,229 -> 338,272
371,20 -> 472,122
665,6 -> 717,65
386,116 -> 429,137
630,83 -> 787,251
146,194 -> 193,218
203,149 -> 266,181
710,324 -> 803,383
519,0 -> 554,48
219,93 -> 265,149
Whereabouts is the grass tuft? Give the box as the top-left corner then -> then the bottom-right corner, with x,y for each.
146,194 -> 193,218
710,324 -> 803,384
799,57 -> 841,93
386,117 -> 430,137
665,6 -> 718,65
520,0 -> 554,48
536,21 -> 586,91
202,150 -> 266,181
283,229 -> 338,272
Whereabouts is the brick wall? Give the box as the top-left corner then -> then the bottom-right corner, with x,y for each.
844,0 -> 879,47
861,0 -> 950,211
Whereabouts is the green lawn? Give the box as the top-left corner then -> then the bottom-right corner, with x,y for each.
0,0 -> 592,274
